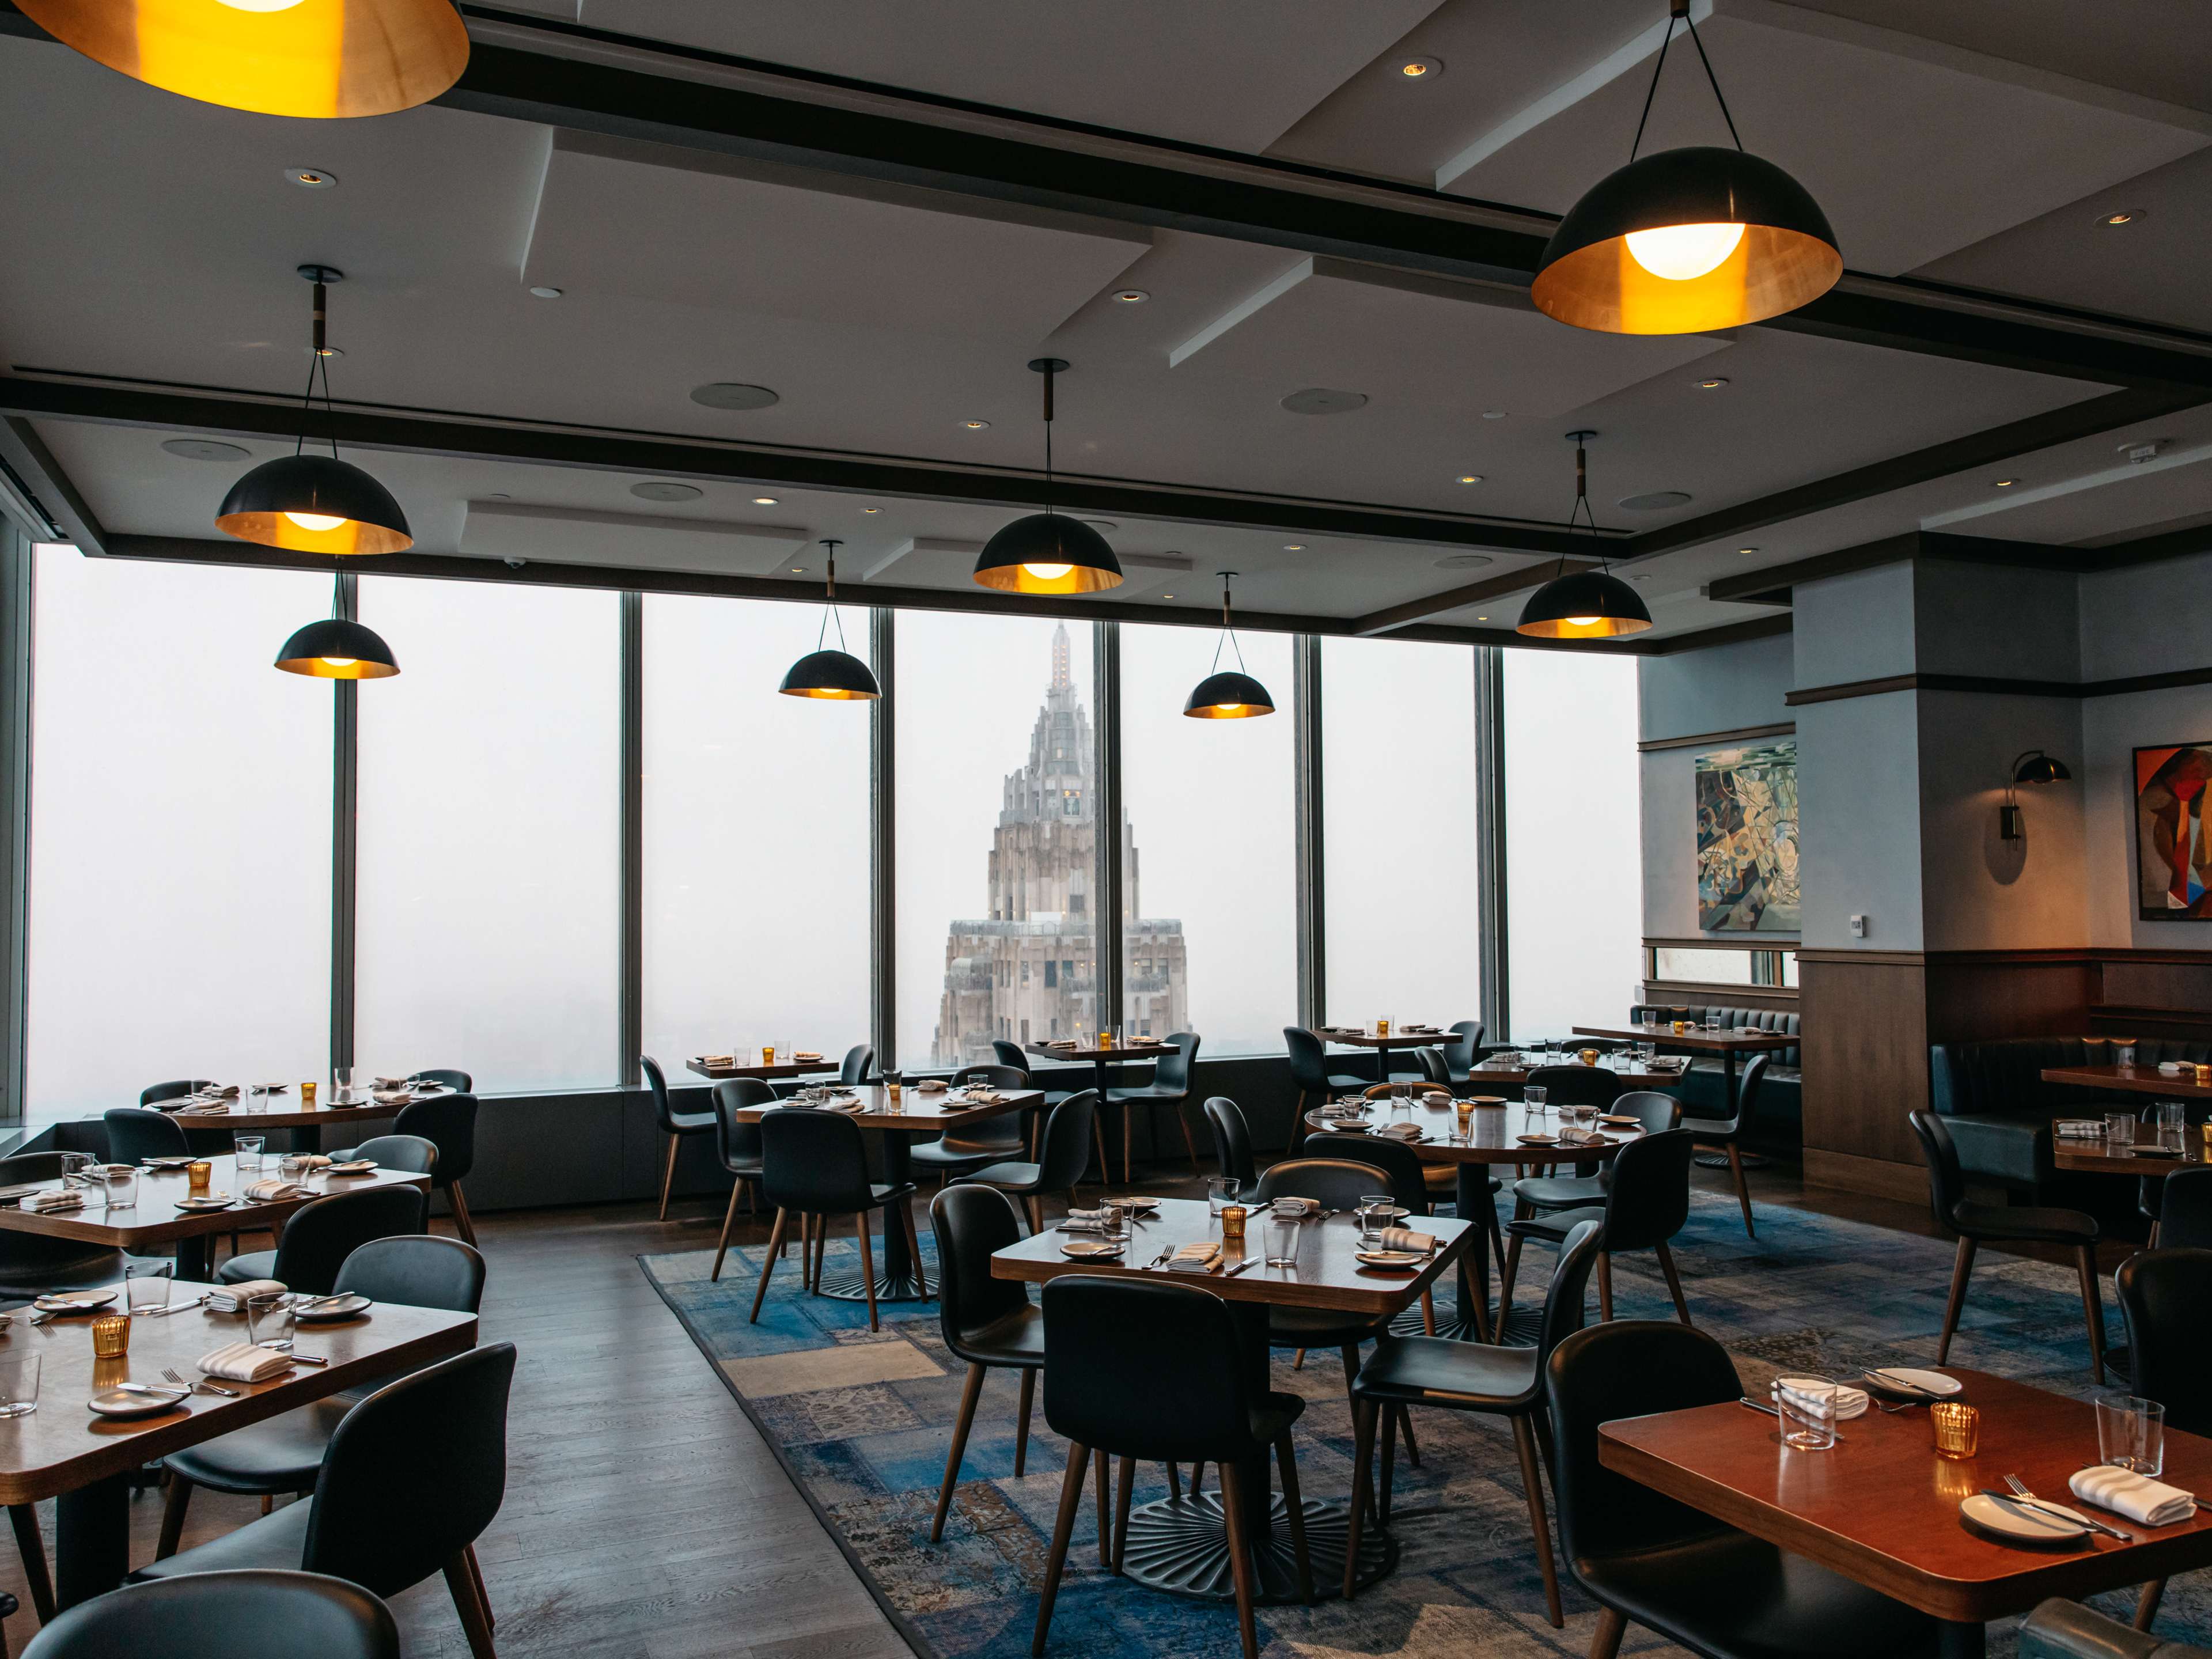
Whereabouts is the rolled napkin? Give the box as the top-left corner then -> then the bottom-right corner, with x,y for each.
917,1079 -> 948,1093
205,1084 -> 240,1099
373,1075 -> 410,1089
2070,1465 -> 2197,1527
1059,1207 -> 1108,1233
206,1278 -> 287,1313
1771,1377 -> 1870,1422
1165,1240 -> 1222,1272
968,1090 -> 1005,1105
1374,1121 -> 1423,1142
1268,1196 -> 1319,1217
287,1154 -> 333,1170
24,1191 -> 85,1214
243,1179 -> 310,1204
696,1054 -> 733,1067
2054,1119 -> 2105,1139
1376,1226 -> 1437,1255
198,1342 -> 294,1384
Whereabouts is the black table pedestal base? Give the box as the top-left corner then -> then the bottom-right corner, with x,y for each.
813,1267 -> 934,1304
55,1472 -> 128,1609
1118,1492 -> 1394,1605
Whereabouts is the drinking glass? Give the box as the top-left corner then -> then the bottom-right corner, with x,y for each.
126,1263 -> 171,1316
1705,1013 -> 1722,1033
2116,1041 -> 2138,1067
332,1066 -> 356,1104
1207,1176 -> 1240,1217
101,1166 -> 137,1210
1638,1041 -> 1657,1066
2157,1101 -> 2186,1149
2097,1393 -> 2165,1476
2105,1112 -> 2136,1148
1777,1376 -> 1839,1451
1100,1203 -> 1128,1247
247,1291 -> 296,1353
1357,1194 -> 1393,1245
57,1151 -> 90,1188
234,1134 -> 266,1177
0,1355 -> 39,1418
1524,1086 -> 1548,1118
1453,1100 -> 1475,1141
1266,1217 -> 1299,1270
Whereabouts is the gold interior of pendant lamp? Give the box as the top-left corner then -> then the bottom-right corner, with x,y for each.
1532,225 -> 1841,334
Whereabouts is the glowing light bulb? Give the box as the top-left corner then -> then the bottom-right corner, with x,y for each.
1624,222 -> 1745,281
1567,615 -> 1601,628
1215,703 -> 1241,713
283,511 -> 347,532
1021,562 -> 1073,581
219,0 -> 309,10
319,656 -> 358,670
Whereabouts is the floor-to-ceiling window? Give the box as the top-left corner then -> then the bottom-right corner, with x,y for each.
24,546 -> 334,1121
639,593 -> 871,1071
354,576 -> 620,1091
1117,623 -> 1296,1053
895,612 -> 1096,1072
1503,647 -> 1641,1039
1319,635 -> 1482,1029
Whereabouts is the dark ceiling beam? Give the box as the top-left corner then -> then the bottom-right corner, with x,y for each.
0,416 -> 104,553
1352,559 -> 1599,637
1700,527 -> 2191,607
2084,520 -> 2212,567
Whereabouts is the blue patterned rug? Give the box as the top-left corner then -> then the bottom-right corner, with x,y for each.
640,1192 -> 2209,1659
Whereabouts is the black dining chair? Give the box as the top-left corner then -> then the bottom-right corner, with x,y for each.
2154,1165 -> 2212,1249
1343,1218 -> 1602,1624
141,1079 -> 215,1107
1202,1097 -> 1257,1192
1510,1090 -> 1681,1223
1033,1276 -> 1313,1659
1908,1109 -> 2107,1383
1302,1129 -> 1502,1281
324,1134 -> 437,1176
1501,1126 -> 1698,1326
22,1570 -> 396,1659
158,1236 -> 488,1558
838,1044 -> 874,1085
1682,1051 -> 1770,1237
2113,1247 -> 2212,1632
1416,1047 -> 1453,1087
703,1078 -> 774,1282
393,1092 -> 479,1247
641,1055 -> 715,1222
1284,1027 -> 1367,1150
1546,1320 -> 1941,1659
744,1108 -> 918,1332
1438,1020 -> 1484,1087
219,1185 -> 428,1293
994,1039 -> 1092,1168
953,1090 -> 1098,1236
910,1065 -> 1033,1183
1103,1030 -> 1201,1179
104,1105 -> 192,1164
2018,1598 -> 2211,1659
927,1185 -> 1046,1541
408,1069 -> 472,1093
1523,1063 -> 1623,1112
134,1344 -> 517,1659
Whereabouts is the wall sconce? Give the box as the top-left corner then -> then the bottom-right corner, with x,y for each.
2000,749 -> 2072,840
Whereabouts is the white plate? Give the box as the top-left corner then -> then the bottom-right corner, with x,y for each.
142,1156 -> 199,1170
323,1161 -> 377,1176
173,1195 -> 235,1212
1363,1205 -> 1410,1221
1960,1493 -> 2092,1544
1862,1368 -> 1962,1400
1060,1241 -> 1126,1260
1119,1196 -> 1163,1213
296,1292 -> 372,1321
1517,1134 -> 1560,1146
87,1387 -> 187,1419
34,1290 -> 118,1313
1354,1251 -> 1426,1271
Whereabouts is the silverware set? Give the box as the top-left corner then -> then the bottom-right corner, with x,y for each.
1994,1472 -> 2135,1541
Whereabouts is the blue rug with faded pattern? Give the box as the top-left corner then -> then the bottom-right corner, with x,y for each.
640,1193 -> 2209,1659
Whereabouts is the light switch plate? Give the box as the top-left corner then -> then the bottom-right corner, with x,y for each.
1849,914 -> 1867,938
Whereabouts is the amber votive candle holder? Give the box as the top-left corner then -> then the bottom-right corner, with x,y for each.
186,1160 -> 213,1194
90,1315 -> 130,1360
1930,1401 -> 1980,1460
300,1081 -> 316,1108
1219,1205 -> 1247,1242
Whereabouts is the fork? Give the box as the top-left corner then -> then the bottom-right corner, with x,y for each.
164,1366 -> 239,1399
2003,1474 -> 2134,1541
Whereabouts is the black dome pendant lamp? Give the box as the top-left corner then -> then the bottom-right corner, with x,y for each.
1517,432 -> 1653,641
1531,0 -> 1840,335
275,572 -> 399,680
218,266 -> 413,557
1183,571 -> 1274,719
973,358 -> 1123,596
780,540 -> 881,700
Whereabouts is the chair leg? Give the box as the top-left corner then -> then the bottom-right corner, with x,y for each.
1937,1236 -> 1976,1365
1111,1455 -> 1135,1574
899,1200 -> 925,1279
1589,1605 -> 1628,1659
464,1544 -> 494,1632
657,1132 -> 679,1222
446,1181 -> 478,1248
2076,1243 -> 2108,1384
1166,1461 -> 1181,1499
2136,1577 -> 2168,1631
443,1551 -> 498,1659
1092,1119 -> 1109,1185
1095,1448 -> 1112,1567
855,1212 -> 880,1332
1654,1241 -> 1693,1326
1596,1252 -> 1614,1322
1344,1397 -> 1376,1596
1215,1460 -> 1262,1659
1016,1368 -> 1036,1478
932,1363 -> 987,1543
1291,1090 -> 1309,1152
1275,1432 -> 1315,1605
1028,1194 -> 1044,1236
1511,1412 -> 1563,1628
1175,1103 -> 1203,1176
710,1183 -> 744,1282
1292,1349 -> 1306,1370
11,1501 -> 54,1619
748,1209 -> 789,1322
1421,1286 -> 1435,1335
1378,1401 -> 1398,1521
1724,1142 -> 1756,1237
1396,1406 -> 1421,1468
1032,1442 -> 1089,1658
1122,1104 -> 1134,1185
1499,1231 -> 1526,1311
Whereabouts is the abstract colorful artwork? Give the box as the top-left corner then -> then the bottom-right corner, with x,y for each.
2136,743 -> 2212,921
1696,738 -> 1800,932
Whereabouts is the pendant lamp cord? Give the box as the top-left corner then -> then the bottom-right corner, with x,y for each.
1631,1 -> 1743,161
1041,362 -> 1056,510
297,275 -> 346,461
1208,571 -> 1251,676
1542,431 -> 1616,585
816,539 -> 849,654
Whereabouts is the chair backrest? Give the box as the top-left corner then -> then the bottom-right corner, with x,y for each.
953,1064 -> 1027,1089
1442,1020 -> 1484,1072
1733,1051 -> 1771,1128
1254,1156 -> 1393,1210
930,1185 -> 1033,1363
1301,1134 -> 1427,1215
1283,1027 -> 1332,1094
0,1153 -> 125,1289
1547,1320 -> 1743,1572
391,1093 -> 477,1187
1041,1277 -> 1260,1463
1150,1032 -> 1199,1094
1525,1066 -> 1622,1110
19,1570 -> 401,1659
139,1079 -> 214,1107
1611,1092 -> 1682,1134
1417,1047 -> 1452,1086
759,1107 -> 876,1214
839,1044 -> 874,1084
104,1106 -> 191,1162
304,1344 -> 517,1599
337,1135 -> 437,1176
1535,1219 -> 1606,1365
1907,1109 -> 1967,1228
409,1069 -> 472,1093
990,1039 -> 1030,1074
1596,1127 -> 1694,1251
2116,1248 -> 2212,1437
272,1187 -> 429,1296
1033,1090 -> 1099,1190
639,1055 -> 676,1135
711,1078 -> 772,1171
2158,1166 -> 2212,1249
335,1235 -> 487,1315
0,1152 -> 68,1185
1203,1097 -> 1256,1191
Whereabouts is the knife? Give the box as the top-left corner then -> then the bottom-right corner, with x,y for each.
1223,1258 -> 1258,1277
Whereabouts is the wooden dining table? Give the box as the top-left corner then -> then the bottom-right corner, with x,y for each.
1574,1022 -> 1797,1109
1313,1027 -> 1445,1085
151,1085 -> 451,1152
993,1195 -> 1475,1607
1024,1040 -> 1176,1181
721,1084 -> 1040,1302
0,1157 -> 433,1282
685,1055 -> 842,1084
1459,1056 -> 1694,1090
2040,1063 -> 2212,1101
1600,1367 -> 2212,1659
0,1278 -> 475,1608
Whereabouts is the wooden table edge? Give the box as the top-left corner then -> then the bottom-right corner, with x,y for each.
725,1088 -> 1042,1127
1573,1025 -> 1797,1050
0,1169 -> 433,1249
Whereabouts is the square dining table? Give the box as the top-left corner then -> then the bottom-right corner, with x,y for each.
1599,1367 -> 2212,1659
2040,1063 -> 2212,1103
1311,1027 -> 1447,1086
0,1278 -> 475,1608
993,1195 -> 1475,1605
1573,1022 -> 1798,1109
149,1084 -> 452,1152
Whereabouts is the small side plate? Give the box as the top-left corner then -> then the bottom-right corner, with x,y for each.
1354,1251 -> 1426,1271
173,1195 -> 235,1212
296,1292 -> 373,1322
142,1156 -> 199,1170
1517,1134 -> 1559,1146
1863,1367 -> 1962,1400
1060,1241 -> 1126,1260
88,1388 -> 185,1419
35,1290 -> 118,1314
1119,1196 -> 1163,1213
1960,1493 -> 2090,1546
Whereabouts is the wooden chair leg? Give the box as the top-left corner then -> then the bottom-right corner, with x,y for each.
1654,1240 -> 1693,1326
932,1363 -> 987,1542
1724,1142 -> 1755,1237
1216,1460 -> 1262,1659
1032,1445 -> 1089,1658
1378,1401 -> 1398,1521
1111,1455 -> 1135,1574
1166,1461 -> 1181,1499
464,1544 -> 494,1632
710,1183 -> 744,1281
1016,1368 -> 1036,1478
1028,1194 -> 1044,1236
446,1181 -> 478,1248
1275,1432 -> 1315,1605
1094,1449 -> 1112,1567
1175,1104 -> 1203,1176
1189,1461 -> 1205,1495
1499,1232 -> 1527,1311
12,1501 -> 55,1618
656,1132 -> 680,1221
899,1200 -> 925,1276
1122,1104 -> 1134,1185
443,1551 -> 498,1659
2077,1243 -> 2108,1384
855,1212 -> 880,1332
1937,1236 -> 1976,1364
1590,1605 -> 1628,1659
2136,1577 -> 2168,1631
1343,1397 -> 1376,1596
1421,1287 -> 1435,1335
1396,1406 -> 1421,1468
1512,1412 -> 1563,1628
1596,1252 -> 1614,1322
1292,1349 -> 1306,1370
748,1208 -> 789,1323
260,1495 -> 274,1516
1092,1120 -> 1109,1185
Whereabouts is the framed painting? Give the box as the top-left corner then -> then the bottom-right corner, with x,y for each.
2135,742 -> 2212,921
1696,739 -> 1799,932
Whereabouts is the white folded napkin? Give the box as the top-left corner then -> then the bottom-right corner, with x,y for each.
696,1054 -> 733,1067
25,1191 -> 87,1214
1772,1377 -> 1869,1421
198,1342 -> 294,1384
287,1154 -> 333,1170
1165,1241 -> 1221,1272
1374,1121 -> 1423,1142
1059,1207 -> 1108,1233
243,1179 -> 310,1203
1376,1226 -> 1436,1254
2054,1120 -> 2105,1139
2071,1465 -> 2197,1526
917,1079 -> 948,1093
206,1278 -> 287,1313
1268,1196 -> 1319,1217
204,1084 -> 240,1099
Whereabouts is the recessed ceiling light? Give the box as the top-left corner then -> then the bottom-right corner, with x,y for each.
963,419 -> 991,430
287,166 -> 336,189
1397,56 -> 1442,78
1695,376 -> 1729,389
1161,592 -> 1175,599
1283,543 -> 1305,551
691,382 -> 781,411
1281,387 -> 1368,416
528,286 -> 563,300
1994,478 -> 2021,487
1737,546 -> 1759,555
631,481 -> 702,503
1435,554 -> 1493,570
2098,207 -> 2146,227
1457,474 -> 1483,484
1618,490 -> 1693,511
1476,615 -> 1490,622
162,437 -> 250,463
1112,289 -> 1149,304
862,506 -> 883,514
752,495 -> 779,505
1482,410 -> 1507,420
790,566 -> 804,574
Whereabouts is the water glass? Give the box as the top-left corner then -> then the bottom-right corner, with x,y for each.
2116,1041 -> 2138,1067
1777,1376 -> 1839,1451
126,1263 -> 171,1316
0,1355 -> 40,1418
1705,1013 -> 1722,1033
2156,1101 -> 2186,1149
2105,1112 -> 2137,1148
57,1151 -> 90,1188
2097,1393 -> 2165,1476
247,1291 -> 297,1353
332,1065 -> 356,1104
1638,1041 -> 1657,1065
234,1134 -> 266,1177
1525,1086 -> 1549,1118
1100,1203 -> 1129,1247
1266,1217 -> 1299,1270
1207,1176 -> 1240,1217
101,1166 -> 137,1210
1357,1194 -> 1393,1245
